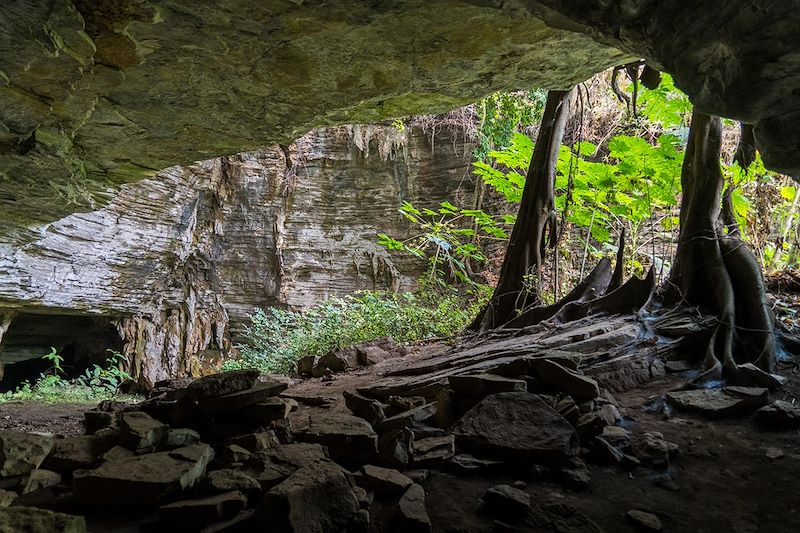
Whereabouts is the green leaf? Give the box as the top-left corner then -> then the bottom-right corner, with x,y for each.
780,186 -> 797,201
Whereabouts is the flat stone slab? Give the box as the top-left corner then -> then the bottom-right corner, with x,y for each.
196,381 -> 289,416
411,435 -> 455,467
665,386 -> 769,417
73,444 -> 214,507
182,370 -> 262,400
448,374 -> 527,397
358,465 -> 413,495
258,459 -> 358,532
397,483 -> 431,533
535,360 -> 599,400
43,434 -> 117,471
299,413 -> 377,465
482,484 -> 530,518
0,507 -> 86,533
452,392 -> 578,462
0,431 -> 54,477
755,400 -> 800,429
120,411 -> 168,452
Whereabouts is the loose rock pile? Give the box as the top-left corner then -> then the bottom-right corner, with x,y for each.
0,309 -> 794,531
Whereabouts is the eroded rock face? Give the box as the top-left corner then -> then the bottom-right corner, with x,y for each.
0,2 -> 630,239
0,124 -> 473,384
2,1 -> 799,246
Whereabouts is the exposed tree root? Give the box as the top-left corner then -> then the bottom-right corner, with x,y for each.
665,111 -> 779,386
504,258 -> 612,328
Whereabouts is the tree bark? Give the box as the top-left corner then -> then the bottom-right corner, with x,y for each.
471,88 -> 574,330
666,111 -> 776,382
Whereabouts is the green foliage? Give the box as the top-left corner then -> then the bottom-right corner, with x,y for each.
76,350 -> 131,392
1,348 -> 136,404
635,73 -> 691,128
41,346 -> 65,377
227,287 -> 490,375
474,90 -> 547,161
378,201 -> 511,286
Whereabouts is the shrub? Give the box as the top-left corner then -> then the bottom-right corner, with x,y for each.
225,286 -> 489,375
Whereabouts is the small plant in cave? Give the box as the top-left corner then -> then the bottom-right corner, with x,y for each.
1,348 -> 138,404
41,346 -> 65,377
76,349 -> 131,392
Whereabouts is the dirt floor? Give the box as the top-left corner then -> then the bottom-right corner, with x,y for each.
2,342 -> 798,533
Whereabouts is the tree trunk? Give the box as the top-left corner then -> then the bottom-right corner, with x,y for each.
666,111 -> 776,382
471,88 -> 573,330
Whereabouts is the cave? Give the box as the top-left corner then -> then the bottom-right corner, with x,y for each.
0,1 -> 799,532
0,313 -> 124,391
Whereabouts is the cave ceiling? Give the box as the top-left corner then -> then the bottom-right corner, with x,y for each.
1,0 -> 798,242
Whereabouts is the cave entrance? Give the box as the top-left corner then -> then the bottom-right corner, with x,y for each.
0,313 -> 124,391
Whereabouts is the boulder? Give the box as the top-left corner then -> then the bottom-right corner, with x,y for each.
296,355 -> 318,376
159,491 -> 248,528
100,446 -> 134,462
196,380 -> 289,417
357,465 -> 413,495
0,489 -> 16,508
23,470 -> 62,494
626,509 -> 663,531
120,411 -> 169,452
736,363 -> 787,390
352,486 -> 372,508
535,360 -> 599,400
242,398 -> 293,425
0,431 -> 54,476
558,457 -> 591,490
665,386 -> 769,417
299,414 -> 378,465
632,432 -> 678,467
314,349 -> 360,375
357,345 -> 392,366
166,428 -> 202,448
221,444 -> 252,464
378,428 -> 413,470
600,426 -> 632,449
574,412 -> 608,440
343,390 -> 386,426
755,400 -> 800,429
73,444 -> 214,507
350,508 -> 371,533
448,374 -> 527,398
43,434 -> 117,470
452,392 -> 578,462
258,459 -> 359,533
244,443 -> 328,490
385,396 -> 428,417
0,507 -> 86,533
481,484 -> 530,518
205,470 -> 262,494
377,403 -> 438,432
227,432 -> 280,453
396,483 -> 431,533
555,397 -> 580,425
411,435 -> 455,467
82,411 -> 116,435
183,370 -> 262,400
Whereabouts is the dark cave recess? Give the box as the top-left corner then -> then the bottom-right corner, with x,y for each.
0,312 -> 124,391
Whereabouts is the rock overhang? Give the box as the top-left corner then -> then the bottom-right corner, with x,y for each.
1,0 -> 799,241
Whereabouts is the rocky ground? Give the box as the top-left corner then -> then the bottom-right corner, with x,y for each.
0,309 -> 798,533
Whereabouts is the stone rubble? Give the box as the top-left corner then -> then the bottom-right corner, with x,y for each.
0,309 -> 791,533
